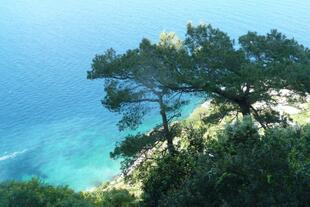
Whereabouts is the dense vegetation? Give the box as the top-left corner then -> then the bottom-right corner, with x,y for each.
0,179 -> 92,207
0,179 -> 138,207
1,24 -> 309,206
141,118 -> 310,206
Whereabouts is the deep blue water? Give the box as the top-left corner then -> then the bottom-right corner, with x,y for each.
0,0 -> 309,191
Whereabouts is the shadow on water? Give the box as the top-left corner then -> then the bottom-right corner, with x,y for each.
0,148 -> 48,181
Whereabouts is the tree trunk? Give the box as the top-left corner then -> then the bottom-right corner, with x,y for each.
238,101 -> 251,116
159,97 -> 175,154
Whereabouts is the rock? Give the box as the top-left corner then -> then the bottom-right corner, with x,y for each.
275,105 -> 301,115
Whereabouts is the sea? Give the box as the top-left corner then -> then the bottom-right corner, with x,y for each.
1,0 -> 309,191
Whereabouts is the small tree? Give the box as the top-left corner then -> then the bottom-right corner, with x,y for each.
88,34 -> 187,155
174,24 -> 310,127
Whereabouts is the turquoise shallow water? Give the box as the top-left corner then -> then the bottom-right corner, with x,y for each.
0,0 -> 310,191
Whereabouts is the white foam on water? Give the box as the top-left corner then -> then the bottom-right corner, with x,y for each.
0,149 -> 28,162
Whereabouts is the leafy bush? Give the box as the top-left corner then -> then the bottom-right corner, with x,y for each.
0,178 -> 93,207
142,118 -> 310,206
98,189 -> 138,207
0,179 -> 139,207
84,187 -> 139,207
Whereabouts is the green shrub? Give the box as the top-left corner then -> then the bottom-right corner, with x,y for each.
0,178 -> 93,207
85,188 -> 138,207
142,118 -> 310,206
